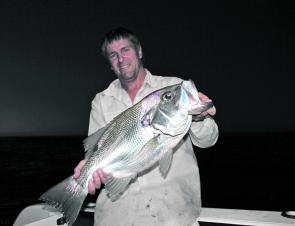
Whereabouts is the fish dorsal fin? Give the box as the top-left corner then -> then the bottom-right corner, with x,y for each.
83,121 -> 117,160
104,174 -> 135,201
95,122 -> 117,150
159,149 -> 173,177
83,126 -> 107,159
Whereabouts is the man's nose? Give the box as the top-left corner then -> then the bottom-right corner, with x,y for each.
117,53 -> 123,62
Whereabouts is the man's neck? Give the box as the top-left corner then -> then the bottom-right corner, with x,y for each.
121,68 -> 146,103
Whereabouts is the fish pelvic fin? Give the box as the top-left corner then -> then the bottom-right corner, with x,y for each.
39,176 -> 88,225
104,175 -> 135,201
159,149 -> 173,177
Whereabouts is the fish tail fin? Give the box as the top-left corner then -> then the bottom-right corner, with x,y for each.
39,176 -> 88,225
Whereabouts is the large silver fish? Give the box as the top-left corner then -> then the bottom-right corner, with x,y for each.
39,80 -> 214,225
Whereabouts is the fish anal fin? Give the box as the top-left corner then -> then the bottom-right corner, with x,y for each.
159,149 -> 173,178
104,175 -> 135,201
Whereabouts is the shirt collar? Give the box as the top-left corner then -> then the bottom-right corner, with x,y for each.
102,68 -> 154,98
142,68 -> 153,89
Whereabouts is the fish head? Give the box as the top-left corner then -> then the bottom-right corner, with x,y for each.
142,80 -> 214,136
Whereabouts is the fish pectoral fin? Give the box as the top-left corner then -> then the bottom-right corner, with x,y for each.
159,149 -> 173,178
104,175 -> 135,201
141,106 -> 157,127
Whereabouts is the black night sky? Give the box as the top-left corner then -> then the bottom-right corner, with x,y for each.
1,1 -> 294,136
1,2 -> 295,225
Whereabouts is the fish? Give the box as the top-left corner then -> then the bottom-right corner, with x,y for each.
39,80 -> 214,225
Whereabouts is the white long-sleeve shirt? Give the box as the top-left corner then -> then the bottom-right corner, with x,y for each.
89,69 -> 218,226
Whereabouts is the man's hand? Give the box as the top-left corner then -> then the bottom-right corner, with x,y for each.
198,92 -> 216,116
73,159 -> 108,195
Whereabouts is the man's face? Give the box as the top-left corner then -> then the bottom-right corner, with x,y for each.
106,38 -> 142,83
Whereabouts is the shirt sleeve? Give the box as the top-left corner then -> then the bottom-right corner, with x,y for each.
189,117 -> 219,148
88,94 -> 106,136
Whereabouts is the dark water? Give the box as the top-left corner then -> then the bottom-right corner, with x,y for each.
1,133 -> 294,226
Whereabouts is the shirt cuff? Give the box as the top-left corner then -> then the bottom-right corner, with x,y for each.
189,117 -> 219,148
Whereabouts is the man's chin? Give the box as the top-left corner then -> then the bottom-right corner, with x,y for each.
119,74 -> 137,82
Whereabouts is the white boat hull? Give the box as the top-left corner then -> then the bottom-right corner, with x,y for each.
14,203 -> 295,226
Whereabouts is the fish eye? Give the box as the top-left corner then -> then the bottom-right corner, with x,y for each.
161,91 -> 173,102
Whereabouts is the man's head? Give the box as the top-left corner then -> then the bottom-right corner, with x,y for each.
101,27 -> 144,84
101,27 -> 142,60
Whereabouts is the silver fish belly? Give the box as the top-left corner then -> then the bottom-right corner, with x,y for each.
39,80 -> 214,225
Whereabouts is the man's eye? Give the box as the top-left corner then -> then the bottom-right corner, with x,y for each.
109,53 -> 116,59
122,47 -> 130,53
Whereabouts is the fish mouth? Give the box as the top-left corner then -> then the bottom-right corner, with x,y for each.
188,101 -> 214,115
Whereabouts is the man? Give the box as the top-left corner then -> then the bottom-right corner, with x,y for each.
74,27 -> 218,226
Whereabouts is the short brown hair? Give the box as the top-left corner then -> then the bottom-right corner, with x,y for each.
101,27 -> 141,59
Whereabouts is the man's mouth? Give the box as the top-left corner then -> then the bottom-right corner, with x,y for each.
119,63 -> 129,70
